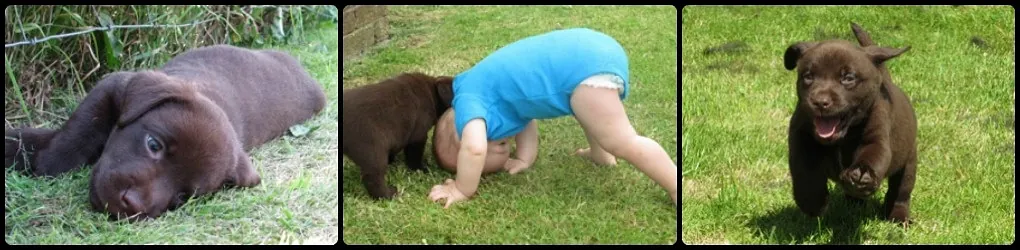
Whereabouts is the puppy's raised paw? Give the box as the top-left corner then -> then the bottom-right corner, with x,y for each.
840,166 -> 878,198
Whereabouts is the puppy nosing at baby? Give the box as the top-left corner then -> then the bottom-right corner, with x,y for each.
342,72 -> 454,199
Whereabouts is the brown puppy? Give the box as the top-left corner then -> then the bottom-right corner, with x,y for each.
342,72 -> 454,199
784,23 -> 917,224
5,45 -> 326,220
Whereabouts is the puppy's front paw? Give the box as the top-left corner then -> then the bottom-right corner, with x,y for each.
840,165 -> 877,198
839,167 -> 862,184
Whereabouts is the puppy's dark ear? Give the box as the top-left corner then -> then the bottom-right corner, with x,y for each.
435,76 -> 455,107
116,73 -> 190,126
863,46 -> 911,66
5,128 -> 57,172
783,42 -> 818,70
30,71 -> 135,176
850,22 -> 875,47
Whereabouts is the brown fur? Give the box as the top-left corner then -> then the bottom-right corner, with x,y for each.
783,23 -> 917,224
342,72 -> 454,199
5,45 -> 326,220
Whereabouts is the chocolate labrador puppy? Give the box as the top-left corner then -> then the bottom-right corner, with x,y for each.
342,72 -> 454,199
783,23 -> 917,224
5,45 -> 326,220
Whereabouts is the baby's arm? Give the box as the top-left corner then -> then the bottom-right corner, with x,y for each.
454,118 -> 489,197
504,120 -> 538,174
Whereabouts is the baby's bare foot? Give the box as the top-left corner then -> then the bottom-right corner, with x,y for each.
574,148 -> 617,166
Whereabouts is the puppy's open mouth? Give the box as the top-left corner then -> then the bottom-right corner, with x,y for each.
813,116 -> 842,139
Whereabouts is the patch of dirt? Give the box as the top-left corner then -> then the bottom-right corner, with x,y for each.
813,26 -> 853,41
970,35 -> 989,49
703,41 -> 749,55
682,178 -> 717,200
704,60 -> 759,74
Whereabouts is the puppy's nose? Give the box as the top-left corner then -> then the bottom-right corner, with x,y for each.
120,189 -> 145,215
812,96 -> 833,109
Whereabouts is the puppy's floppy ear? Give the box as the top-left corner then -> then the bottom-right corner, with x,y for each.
863,46 -> 910,66
29,71 -> 135,176
116,73 -> 190,126
783,42 -> 818,70
435,76 -> 455,107
5,128 -> 58,172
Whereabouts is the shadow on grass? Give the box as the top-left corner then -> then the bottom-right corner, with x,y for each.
747,194 -> 885,244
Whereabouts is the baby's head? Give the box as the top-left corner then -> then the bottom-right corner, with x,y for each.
432,109 -> 511,174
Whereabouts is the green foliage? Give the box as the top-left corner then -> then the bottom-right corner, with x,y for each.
4,5 -> 339,127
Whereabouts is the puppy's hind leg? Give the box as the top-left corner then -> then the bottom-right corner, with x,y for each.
883,161 -> 916,225
404,140 -> 429,172
347,146 -> 398,199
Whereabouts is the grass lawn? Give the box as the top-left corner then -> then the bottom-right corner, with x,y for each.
342,6 -> 678,244
681,6 -> 1014,244
4,26 -> 340,244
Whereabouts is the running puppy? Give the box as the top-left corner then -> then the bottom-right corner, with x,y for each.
784,23 -> 917,224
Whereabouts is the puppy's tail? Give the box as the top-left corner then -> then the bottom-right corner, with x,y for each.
851,22 -> 876,47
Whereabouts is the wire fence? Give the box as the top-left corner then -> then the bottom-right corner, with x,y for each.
4,5 -> 332,48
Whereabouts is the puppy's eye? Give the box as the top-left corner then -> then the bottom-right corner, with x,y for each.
145,134 -> 164,153
841,73 -> 857,85
802,72 -> 813,84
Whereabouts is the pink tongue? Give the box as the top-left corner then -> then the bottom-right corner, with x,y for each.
814,117 -> 839,138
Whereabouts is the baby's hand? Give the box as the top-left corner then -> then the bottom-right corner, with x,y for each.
504,158 -> 531,175
429,179 -> 469,209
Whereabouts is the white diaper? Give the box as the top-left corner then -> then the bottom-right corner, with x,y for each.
579,73 -> 625,94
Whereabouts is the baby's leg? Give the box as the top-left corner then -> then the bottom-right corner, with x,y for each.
570,84 -> 678,199
575,129 -> 618,166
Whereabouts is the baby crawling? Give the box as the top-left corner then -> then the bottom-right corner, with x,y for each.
432,109 -> 527,175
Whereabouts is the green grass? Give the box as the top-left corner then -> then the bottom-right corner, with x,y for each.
4,25 -> 339,244
681,6 -> 1014,244
342,6 -> 678,244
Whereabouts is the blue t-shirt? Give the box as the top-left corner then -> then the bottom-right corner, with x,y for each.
452,28 -> 631,140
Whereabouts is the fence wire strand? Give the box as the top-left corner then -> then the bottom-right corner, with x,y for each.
3,5 -> 321,48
